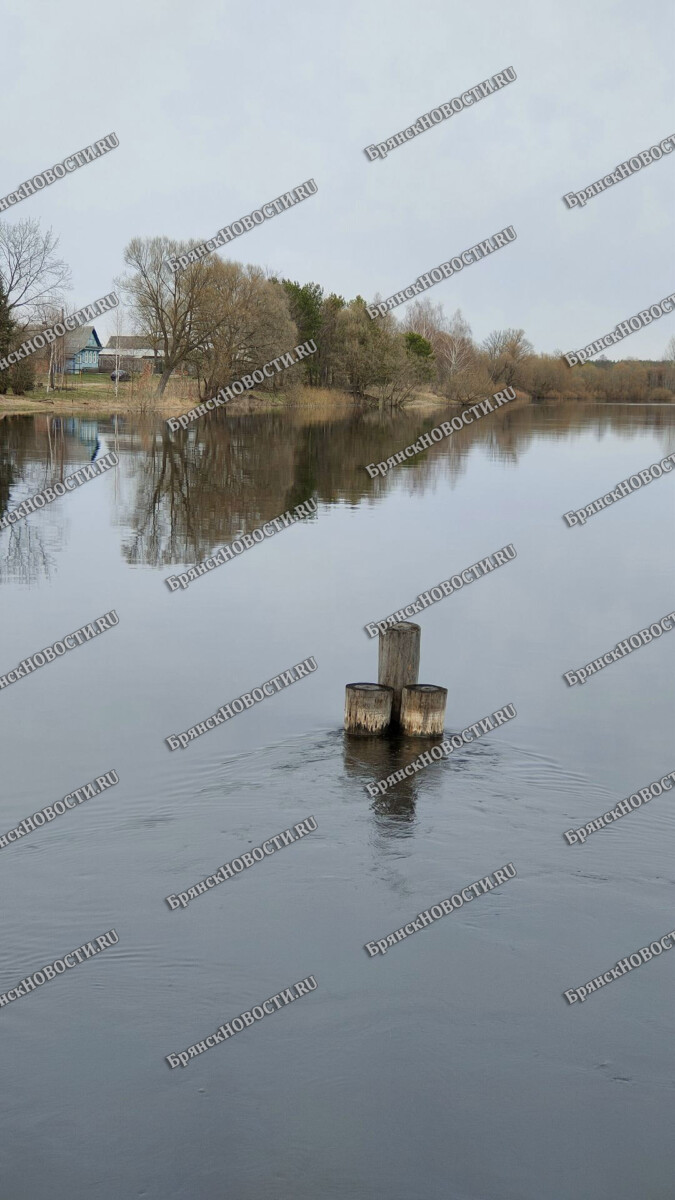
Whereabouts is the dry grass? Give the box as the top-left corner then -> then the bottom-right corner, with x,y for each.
0,371 -> 199,417
0,374 -> 492,419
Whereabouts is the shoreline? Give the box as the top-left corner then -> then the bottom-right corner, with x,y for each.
0,386 -> 668,420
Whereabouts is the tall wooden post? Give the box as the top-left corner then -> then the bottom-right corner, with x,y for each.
378,622 -> 420,725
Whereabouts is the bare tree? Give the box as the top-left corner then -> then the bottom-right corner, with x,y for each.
401,297 -> 448,342
0,218 -> 71,318
403,300 -> 475,391
189,261 -> 298,398
436,308 -> 474,382
120,237 -> 233,394
482,328 -> 533,387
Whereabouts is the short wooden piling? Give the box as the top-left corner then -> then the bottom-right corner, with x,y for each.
344,683 -> 394,735
399,684 -> 447,737
378,622 -> 420,724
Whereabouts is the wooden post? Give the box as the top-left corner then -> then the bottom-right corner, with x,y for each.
378,622 -> 420,724
399,685 -> 447,737
344,683 -> 394,735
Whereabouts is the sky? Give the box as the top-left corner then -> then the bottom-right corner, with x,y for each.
3,0 -> 674,359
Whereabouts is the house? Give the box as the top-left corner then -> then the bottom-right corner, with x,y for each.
106,336 -> 160,351
64,326 -> 102,373
100,335 -> 163,374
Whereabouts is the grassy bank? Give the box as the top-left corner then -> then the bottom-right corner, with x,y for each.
0,373 -> 464,419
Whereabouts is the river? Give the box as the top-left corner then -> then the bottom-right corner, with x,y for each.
0,401 -> 673,1200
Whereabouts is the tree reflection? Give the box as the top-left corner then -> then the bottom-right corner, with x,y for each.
2,402 -> 674,577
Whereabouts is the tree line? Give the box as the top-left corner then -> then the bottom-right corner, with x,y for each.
1,218 -> 674,403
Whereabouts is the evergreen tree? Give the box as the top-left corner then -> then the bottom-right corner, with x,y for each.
404,331 -> 434,360
0,281 -> 14,396
281,281 -> 323,384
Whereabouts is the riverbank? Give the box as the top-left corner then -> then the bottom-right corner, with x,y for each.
0,377 -> 462,419
0,375 -> 544,420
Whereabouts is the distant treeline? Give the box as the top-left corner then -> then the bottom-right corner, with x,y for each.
275,285 -> 675,405
1,223 -> 674,403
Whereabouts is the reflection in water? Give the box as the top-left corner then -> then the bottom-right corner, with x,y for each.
0,518 -> 57,586
117,402 -> 675,566
1,398 -> 674,1200
1,403 -> 674,582
0,416 -> 102,585
343,725 -> 505,836
344,730 -> 418,826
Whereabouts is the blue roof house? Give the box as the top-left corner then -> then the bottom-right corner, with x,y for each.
64,325 -> 102,373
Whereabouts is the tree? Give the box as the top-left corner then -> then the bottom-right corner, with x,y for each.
281,281 -> 322,341
0,218 -> 71,318
401,297 -> 447,342
316,293 -> 345,387
402,301 -> 476,392
405,331 -> 434,360
436,309 -> 475,387
0,280 -> 13,396
375,331 -> 434,405
482,328 -> 533,387
333,300 -> 432,406
7,353 -> 35,395
334,298 -> 388,396
518,353 -> 569,399
280,281 -> 324,385
189,262 -> 298,399
120,237 -> 232,394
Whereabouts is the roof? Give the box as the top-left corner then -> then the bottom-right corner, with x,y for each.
106,335 -> 160,350
99,347 -> 159,359
64,326 -> 102,357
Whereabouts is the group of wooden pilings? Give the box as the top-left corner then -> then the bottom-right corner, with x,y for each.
345,622 -> 448,737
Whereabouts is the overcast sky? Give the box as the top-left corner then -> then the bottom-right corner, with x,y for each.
4,0 -> 674,358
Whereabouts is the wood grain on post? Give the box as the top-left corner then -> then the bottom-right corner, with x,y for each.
344,683 -> 394,735
378,622 -> 420,724
399,684 -> 448,737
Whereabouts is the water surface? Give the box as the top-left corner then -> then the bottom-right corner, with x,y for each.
1,402 -> 673,1200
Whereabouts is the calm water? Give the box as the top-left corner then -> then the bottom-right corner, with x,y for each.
1,402 -> 673,1200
